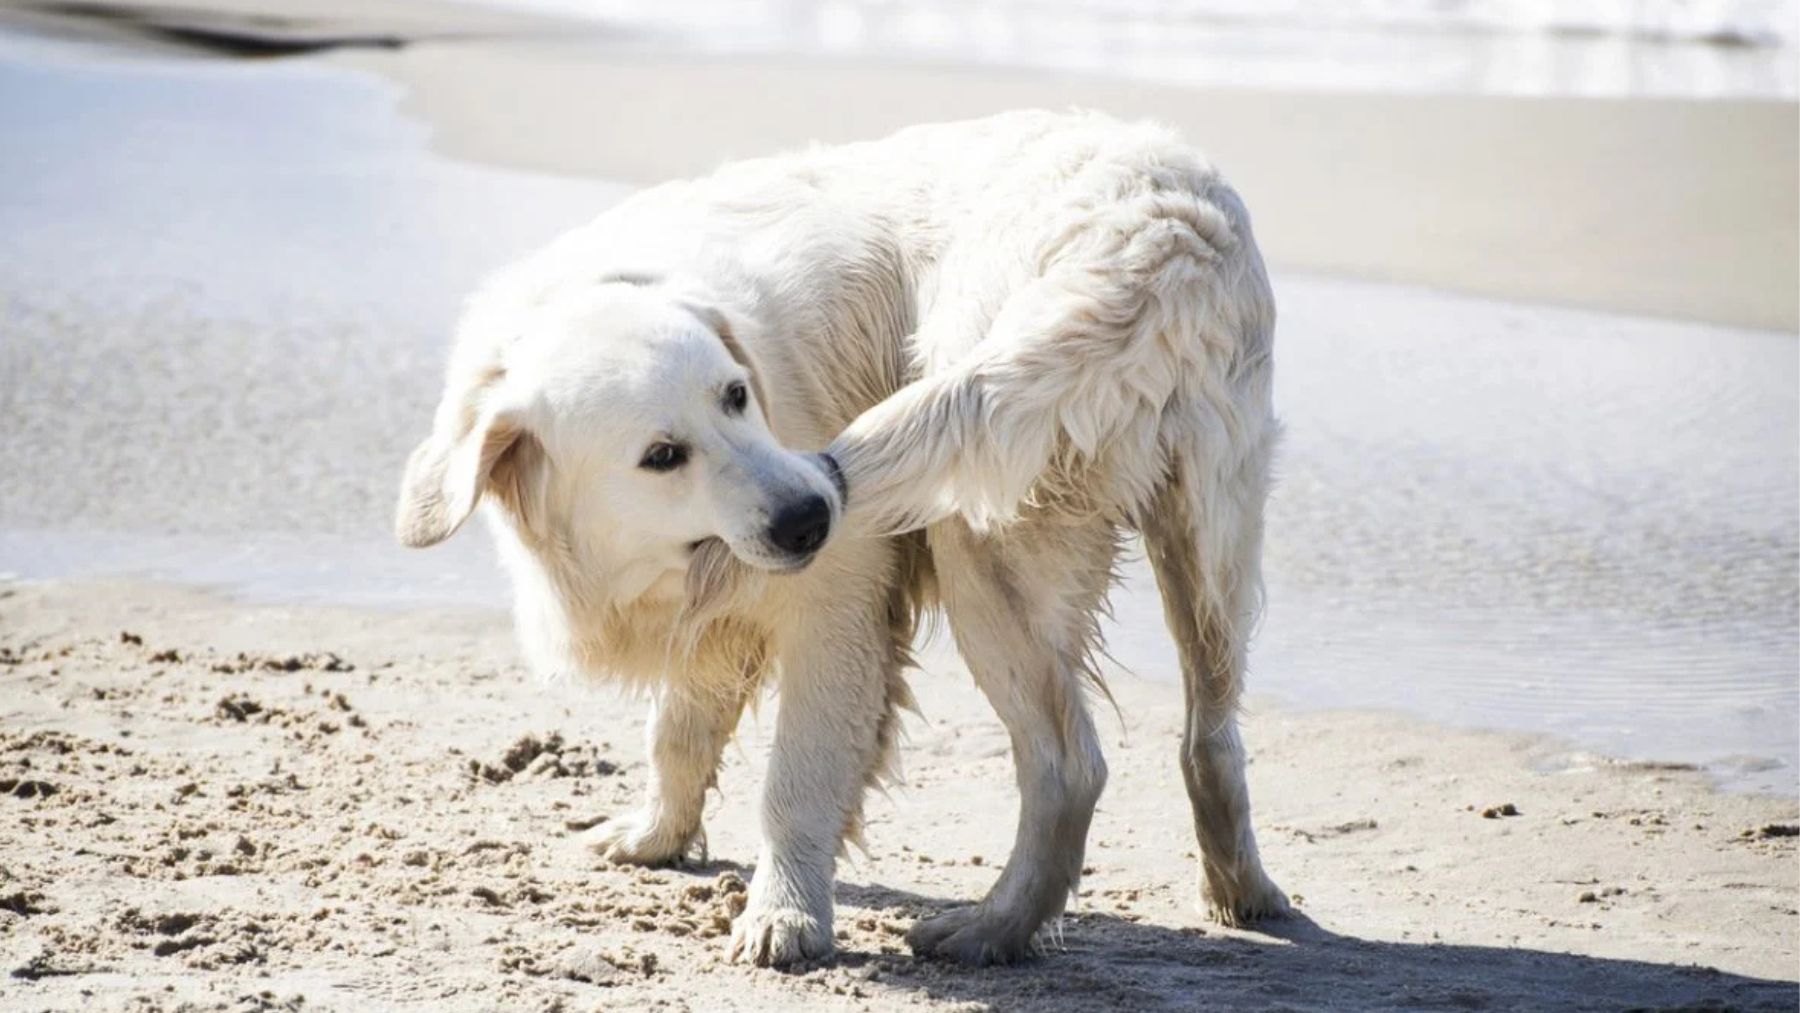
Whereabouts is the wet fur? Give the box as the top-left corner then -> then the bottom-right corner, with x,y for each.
396,109 -> 1286,968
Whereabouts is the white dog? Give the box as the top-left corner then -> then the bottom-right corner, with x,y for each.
396,109 -> 1287,967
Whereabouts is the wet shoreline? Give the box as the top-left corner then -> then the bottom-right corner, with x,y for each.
0,24 -> 1794,795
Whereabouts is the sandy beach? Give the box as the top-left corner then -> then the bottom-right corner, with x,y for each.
1,2 -> 1796,1010
3,580 -> 1796,1011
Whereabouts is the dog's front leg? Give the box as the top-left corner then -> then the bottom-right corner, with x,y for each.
588,683 -> 750,865
731,596 -> 896,966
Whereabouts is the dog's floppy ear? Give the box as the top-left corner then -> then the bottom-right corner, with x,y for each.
395,401 -> 528,549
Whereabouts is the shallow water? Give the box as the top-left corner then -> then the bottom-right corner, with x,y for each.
1,32 -> 1794,794
484,0 -> 1799,98
1078,280 -> 1796,795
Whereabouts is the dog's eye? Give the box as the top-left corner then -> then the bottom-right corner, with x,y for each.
723,381 -> 749,415
638,442 -> 688,472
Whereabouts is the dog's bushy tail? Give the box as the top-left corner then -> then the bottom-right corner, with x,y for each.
826,186 -> 1273,539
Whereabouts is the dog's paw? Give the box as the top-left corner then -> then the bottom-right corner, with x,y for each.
583,809 -> 698,867
1203,869 -> 1290,928
728,901 -> 833,967
907,905 -> 1041,966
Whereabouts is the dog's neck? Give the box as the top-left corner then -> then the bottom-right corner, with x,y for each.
493,515 -> 769,688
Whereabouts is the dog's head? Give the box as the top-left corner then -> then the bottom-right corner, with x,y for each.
395,279 -> 843,606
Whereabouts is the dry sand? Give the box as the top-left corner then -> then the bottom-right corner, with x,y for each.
343,44 -> 1799,332
2,579 -> 1795,1011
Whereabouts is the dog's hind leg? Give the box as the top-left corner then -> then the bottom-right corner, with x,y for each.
907,516 -> 1116,965
587,682 -> 751,865
1140,433 -> 1288,926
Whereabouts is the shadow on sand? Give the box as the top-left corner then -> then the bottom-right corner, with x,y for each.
680,862 -> 1792,1012
839,880 -> 1793,1012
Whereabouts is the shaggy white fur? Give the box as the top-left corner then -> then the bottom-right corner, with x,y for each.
396,109 -> 1287,967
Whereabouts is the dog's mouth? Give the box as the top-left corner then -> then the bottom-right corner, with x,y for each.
687,535 -> 818,574
743,545 -> 821,575
760,554 -> 816,575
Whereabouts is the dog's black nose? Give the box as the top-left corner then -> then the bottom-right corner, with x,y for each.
768,494 -> 831,556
